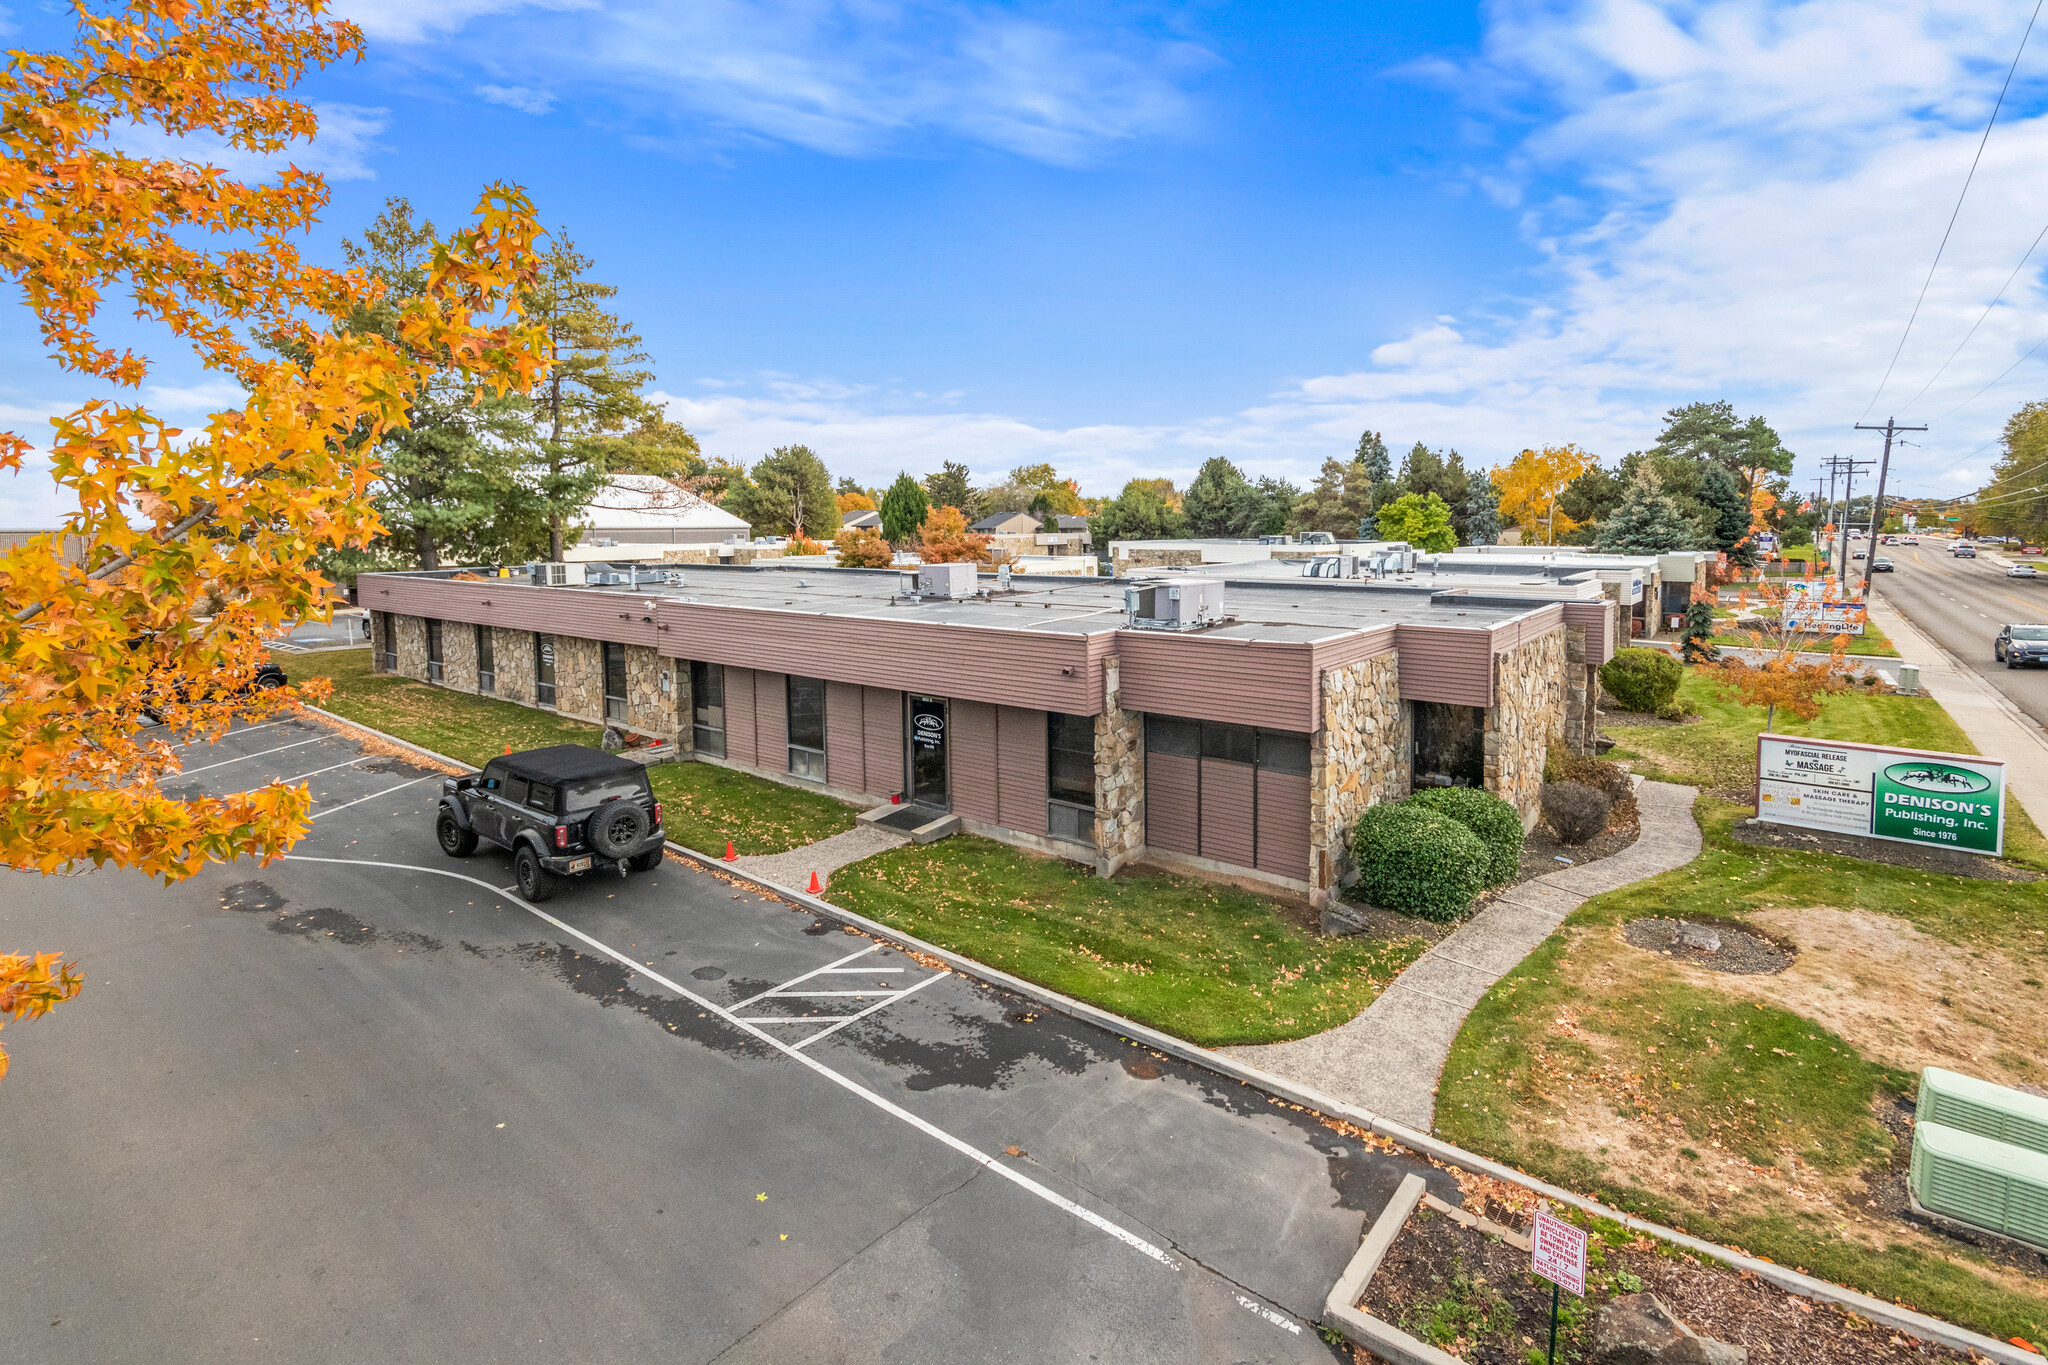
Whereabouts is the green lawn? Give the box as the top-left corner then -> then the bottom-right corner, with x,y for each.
285,648 -> 855,856
827,835 -> 1428,1047
1709,620 -> 1899,657
1433,670 -> 2048,1341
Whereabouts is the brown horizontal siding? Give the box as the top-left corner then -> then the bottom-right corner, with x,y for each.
826,681 -> 864,793
1116,632 -> 1317,733
757,672 -> 788,775
362,575 -> 658,648
1561,600 -> 1616,665
1254,769 -> 1311,881
1146,753 -> 1200,855
654,602 -> 1101,715
1394,625 -> 1495,707
997,706 -> 1049,836
951,700 -> 1000,824
863,688 -> 903,798
1489,603 -> 1566,653
726,667 -> 758,767
1198,759 -> 1256,868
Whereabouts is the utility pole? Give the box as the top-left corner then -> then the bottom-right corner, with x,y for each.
1822,454 -> 1874,589
1853,418 -> 1925,596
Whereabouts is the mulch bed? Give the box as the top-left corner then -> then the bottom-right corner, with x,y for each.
1595,709 -> 1701,729
1357,1200 -> 1975,1364
1728,817 -> 2042,882
1513,819 -> 1638,885
1622,915 -> 1794,975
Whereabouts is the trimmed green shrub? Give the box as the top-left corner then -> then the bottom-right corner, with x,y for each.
1350,803 -> 1488,922
1600,646 -> 1683,713
1406,786 -> 1523,886
1541,780 -> 1611,844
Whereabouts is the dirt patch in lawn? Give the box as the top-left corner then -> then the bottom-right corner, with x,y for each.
1727,817 -> 2042,882
1358,1197 -> 1976,1364
1667,907 -> 2048,1094
1623,915 -> 1794,974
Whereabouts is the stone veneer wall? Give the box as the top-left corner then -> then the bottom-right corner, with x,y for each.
1484,628 -> 1569,817
1310,652 -> 1407,901
1113,546 -> 1204,573
1562,624 -> 1591,753
673,659 -> 694,754
441,620 -> 479,693
658,545 -> 785,566
625,644 -> 675,736
553,635 -> 605,724
492,627 -> 535,704
1091,659 -> 1143,876
393,613 -> 428,681
367,610 -> 388,673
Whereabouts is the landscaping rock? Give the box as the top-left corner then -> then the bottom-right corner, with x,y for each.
1592,1292 -> 1747,1365
1672,920 -> 1720,952
600,726 -> 624,751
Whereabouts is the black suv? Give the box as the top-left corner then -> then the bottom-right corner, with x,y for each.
437,746 -> 666,901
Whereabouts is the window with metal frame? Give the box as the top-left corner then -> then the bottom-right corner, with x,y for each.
691,660 -> 725,757
535,634 -> 557,708
1046,711 -> 1095,844
1144,714 -> 1312,870
476,625 -> 495,695
425,619 -> 444,683
602,642 -> 628,723
380,613 -> 397,672
786,675 -> 826,782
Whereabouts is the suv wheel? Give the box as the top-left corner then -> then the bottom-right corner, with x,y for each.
591,801 -> 650,858
514,846 -> 557,903
437,811 -> 478,857
628,848 -> 665,873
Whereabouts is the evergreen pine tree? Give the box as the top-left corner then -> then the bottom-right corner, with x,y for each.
879,472 -> 930,543
1596,469 -> 1703,553
1354,430 -> 1391,484
1461,478 -> 1502,546
921,461 -> 977,519
1183,457 -> 1259,537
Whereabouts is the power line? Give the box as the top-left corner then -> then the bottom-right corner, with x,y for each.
1930,330 -> 2048,423
1899,216 -> 2048,415
1864,0 -> 2043,419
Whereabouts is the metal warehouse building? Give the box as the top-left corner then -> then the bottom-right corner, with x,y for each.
360,561 -> 1617,904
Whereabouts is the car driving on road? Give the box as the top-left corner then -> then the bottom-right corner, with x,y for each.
437,745 -> 666,901
1870,556 -> 1894,572
1994,624 -> 2048,667
1955,543 -> 1977,557
2010,563 -> 2039,579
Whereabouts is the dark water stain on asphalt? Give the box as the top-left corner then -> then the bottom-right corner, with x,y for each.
845,982 -> 1103,1092
802,919 -> 835,936
690,965 -> 726,981
520,943 -> 767,1061
221,881 -> 287,915
265,906 -> 442,951
358,755 -> 436,777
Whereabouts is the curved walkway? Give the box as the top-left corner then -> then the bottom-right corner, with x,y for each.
1227,779 -> 1701,1132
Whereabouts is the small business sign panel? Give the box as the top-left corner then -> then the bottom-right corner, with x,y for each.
1756,735 -> 2006,856
1779,583 -> 1866,636
1530,1209 -> 1587,1297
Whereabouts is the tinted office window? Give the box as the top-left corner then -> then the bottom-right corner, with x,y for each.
1200,722 -> 1255,765
787,676 -> 826,781
425,619 -> 444,682
602,642 -> 627,723
1256,731 -> 1311,776
380,614 -> 396,671
535,634 -> 556,707
691,660 -> 725,757
1145,715 -> 1199,757
1047,713 -> 1095,808
476,625 -> 495,694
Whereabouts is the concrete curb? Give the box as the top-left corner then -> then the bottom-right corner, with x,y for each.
1322,1173 -> 1460,1365
295,708 -> 2038,1365
299,705 -> 473,773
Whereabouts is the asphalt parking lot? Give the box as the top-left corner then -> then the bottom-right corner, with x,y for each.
0,716 -> 1448,1363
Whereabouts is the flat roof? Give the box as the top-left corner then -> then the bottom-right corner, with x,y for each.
390,562 -> 1556,645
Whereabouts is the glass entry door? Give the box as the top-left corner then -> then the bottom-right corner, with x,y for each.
908,695 -> 948,808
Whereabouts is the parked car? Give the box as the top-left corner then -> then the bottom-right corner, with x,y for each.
1955,543 -> 1977,557
2012,563 -> 2040,579
140,659 -> 287,723
1870,556 -> 1895,572
1994,624 -> 2048,665
437,745 -> 666,901
2025,546 -> 2044,555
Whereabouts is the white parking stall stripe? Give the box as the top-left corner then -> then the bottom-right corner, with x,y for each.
767,989 -> 905,997
791,971 -> 949,1051
161,736 -> 326,779
167,719 -> 290,749
309,776 -> 436,819
818,966 -> 903,974
269,757 -> 367,786
729,944 -> 883,1009
277,854 -> 1179,1272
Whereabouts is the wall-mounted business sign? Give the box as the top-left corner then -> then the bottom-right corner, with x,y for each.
1756,735 -> 2006,856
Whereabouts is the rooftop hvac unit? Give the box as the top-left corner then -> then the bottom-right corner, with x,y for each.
1909,1121 -> 2048,1250
1124,578 -> 1226,631
529,561 -> 585,587
915,561 -> 977,599
1301,555 -> 1358,579
1918,1068 -> 2048,1156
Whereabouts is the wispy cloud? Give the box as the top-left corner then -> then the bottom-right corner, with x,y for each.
342,0 -> 1211,164
107,102 -> 391,182
475,84 -> 555,115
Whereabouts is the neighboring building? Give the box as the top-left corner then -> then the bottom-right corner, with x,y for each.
576,474 -> 751,548
0,529 -> 89,564
363,561 -> 1612,905
969,511 -> 1091,561
840,509 -> 882,532
1109,536 -> 1368,575
1422,548 -> 1715,638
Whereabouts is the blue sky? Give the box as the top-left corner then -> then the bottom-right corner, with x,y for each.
7,0 -> 2048,523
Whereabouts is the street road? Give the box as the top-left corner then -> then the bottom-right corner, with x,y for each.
1867,539 -> 2048,731
0,718 -> 1441,1363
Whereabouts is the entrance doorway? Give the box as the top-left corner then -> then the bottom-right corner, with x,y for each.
908,695 -> 948,808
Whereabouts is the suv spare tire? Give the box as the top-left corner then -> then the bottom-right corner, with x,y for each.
591,800 -> 649,855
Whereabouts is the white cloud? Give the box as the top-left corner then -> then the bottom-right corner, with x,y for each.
475,84 -> 555,115
335,0 -> 590,44
108,103 -> 390,182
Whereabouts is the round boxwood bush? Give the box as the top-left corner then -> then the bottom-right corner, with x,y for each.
1599,646 -> 1683,713
1405,786 -> 1523,887
1350,803 -> 1488,923
1541,780 -> 1611,845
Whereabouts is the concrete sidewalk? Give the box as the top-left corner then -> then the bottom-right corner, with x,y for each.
1226,779 -> 1701,1132
1866,595 -> 2048,833
735,822 -> 908,891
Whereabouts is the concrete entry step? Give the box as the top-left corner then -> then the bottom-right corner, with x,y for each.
858,802 -> 961,844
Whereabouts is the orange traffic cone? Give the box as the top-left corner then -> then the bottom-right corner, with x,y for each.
503,744 -> 511,754
723,840 -> 737,861
808,870 -> 823,894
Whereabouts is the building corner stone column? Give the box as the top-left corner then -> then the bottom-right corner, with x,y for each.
1092,660 -> 1143,877
1310,652 -> 1407,907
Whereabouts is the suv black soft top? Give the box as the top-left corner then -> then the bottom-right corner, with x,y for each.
488,745 -> 644,785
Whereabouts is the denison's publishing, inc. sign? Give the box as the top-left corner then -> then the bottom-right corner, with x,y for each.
1756,735 -> 2006,856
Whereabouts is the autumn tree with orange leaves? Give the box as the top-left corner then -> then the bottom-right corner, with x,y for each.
0,0 -> 548,1077
1697,570 -> 1858,733
915,506 -> 993,564
1491,444 -> 1595,546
